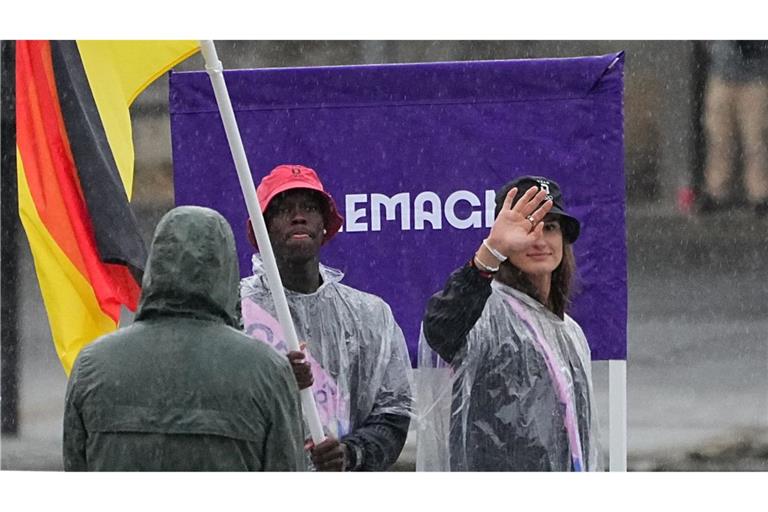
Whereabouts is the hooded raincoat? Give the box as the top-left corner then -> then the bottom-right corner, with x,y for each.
417,265 -> 599,471
241,254 -> 413,471
63,206 -> 306,471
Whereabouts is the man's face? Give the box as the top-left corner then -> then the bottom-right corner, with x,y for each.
265,189 -> 326,262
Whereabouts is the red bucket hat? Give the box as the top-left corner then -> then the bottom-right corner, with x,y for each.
247,164 -> 344,247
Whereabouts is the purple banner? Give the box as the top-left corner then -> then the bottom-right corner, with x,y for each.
170,53 -> 627,362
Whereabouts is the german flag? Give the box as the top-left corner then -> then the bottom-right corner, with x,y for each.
16,40 -> 199,374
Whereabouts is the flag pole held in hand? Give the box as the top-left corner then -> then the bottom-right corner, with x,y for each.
199,40 -> 326,445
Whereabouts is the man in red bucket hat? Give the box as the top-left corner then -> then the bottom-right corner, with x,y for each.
242,164 -> 412,471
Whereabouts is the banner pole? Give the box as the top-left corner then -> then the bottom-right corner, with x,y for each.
198,40 -> 326,446
609,359 -> 627,471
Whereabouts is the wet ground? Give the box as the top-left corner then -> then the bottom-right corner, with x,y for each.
621,208 -> 768,470
3,208 -> 767,471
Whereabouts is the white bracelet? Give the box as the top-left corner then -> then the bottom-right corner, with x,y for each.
482,238 -> 507,263
474,254 -> 500,273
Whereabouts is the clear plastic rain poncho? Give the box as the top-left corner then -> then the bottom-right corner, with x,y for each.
417,280 -> 600,471
241,254 -> 413,443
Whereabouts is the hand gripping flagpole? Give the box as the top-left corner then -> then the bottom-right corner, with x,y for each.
199,40 -> 326,446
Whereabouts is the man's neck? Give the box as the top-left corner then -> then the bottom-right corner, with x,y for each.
276,256 -> 322,294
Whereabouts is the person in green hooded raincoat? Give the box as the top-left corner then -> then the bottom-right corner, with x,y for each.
63,206 -> 305,471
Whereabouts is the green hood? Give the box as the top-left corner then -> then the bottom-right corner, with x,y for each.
136,206 -> 240,327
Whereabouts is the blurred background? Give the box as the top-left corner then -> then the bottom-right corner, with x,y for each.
2,40 -> 767,471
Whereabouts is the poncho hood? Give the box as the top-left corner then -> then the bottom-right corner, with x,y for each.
136,206 -> 241,327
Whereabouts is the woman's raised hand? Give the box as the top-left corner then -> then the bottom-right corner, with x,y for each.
486,186 -> 553,258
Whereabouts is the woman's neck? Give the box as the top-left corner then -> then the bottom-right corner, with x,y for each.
496,265 -> 551,306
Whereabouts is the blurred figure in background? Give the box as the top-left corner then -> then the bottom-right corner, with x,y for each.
699,41 -> 768,217
64,206 -> 305,471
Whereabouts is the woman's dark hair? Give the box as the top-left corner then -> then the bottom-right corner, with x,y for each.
499,242 -> 577,319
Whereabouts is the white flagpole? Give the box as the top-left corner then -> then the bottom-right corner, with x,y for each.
199,40 -> 326,446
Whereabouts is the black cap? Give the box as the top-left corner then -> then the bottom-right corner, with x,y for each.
494,175 -> 580,243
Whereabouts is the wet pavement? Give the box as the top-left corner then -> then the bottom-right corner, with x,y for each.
3,209 -> 767,471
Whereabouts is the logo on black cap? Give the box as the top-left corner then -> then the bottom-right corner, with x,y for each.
536,179 -> 553,201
